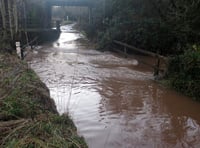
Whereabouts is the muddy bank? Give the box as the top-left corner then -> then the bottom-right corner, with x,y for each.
0,51 -> 87,147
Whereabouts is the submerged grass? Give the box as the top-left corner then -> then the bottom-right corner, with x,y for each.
0,51 -> 87,148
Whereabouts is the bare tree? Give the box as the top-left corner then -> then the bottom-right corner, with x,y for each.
0,0 -> 7,40
0,0 -> 24,49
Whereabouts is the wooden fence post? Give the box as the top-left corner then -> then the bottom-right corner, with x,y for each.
154,50 -> 160,76
124,46 -> 127,58
16,41 -> 21,59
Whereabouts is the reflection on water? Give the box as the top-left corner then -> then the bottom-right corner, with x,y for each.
28,24 -> 200,148
53,25 -> 83,49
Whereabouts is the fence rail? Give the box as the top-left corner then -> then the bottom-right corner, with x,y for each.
113,40 -> 166,60
112,40 -> 168,76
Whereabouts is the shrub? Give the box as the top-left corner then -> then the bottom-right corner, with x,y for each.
167,45 -> 200,100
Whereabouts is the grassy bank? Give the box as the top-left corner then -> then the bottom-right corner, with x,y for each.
0,51 -> 87,148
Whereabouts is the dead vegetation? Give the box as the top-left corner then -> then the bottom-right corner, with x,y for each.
0,51 -> 87,148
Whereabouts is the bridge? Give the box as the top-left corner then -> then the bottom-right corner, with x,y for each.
46,0 -> 94,7
45,0 -> 94,27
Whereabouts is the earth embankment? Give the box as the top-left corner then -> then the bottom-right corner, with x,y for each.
0,51 -> 87,148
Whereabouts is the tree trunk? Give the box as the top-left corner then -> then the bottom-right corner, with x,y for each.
8,0 -> 14,39
0,0 -> 7,40
0,0 -> 21,41
13,0 -> 18,34
0,0 -> 6,29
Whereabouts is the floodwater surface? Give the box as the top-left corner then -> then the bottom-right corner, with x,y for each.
28,24 -> 200,148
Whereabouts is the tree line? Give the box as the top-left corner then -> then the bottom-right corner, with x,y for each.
0,0 -> 23,47
0,0 -> 47,49
85,0 -> 200,55
82,0 -> 200,100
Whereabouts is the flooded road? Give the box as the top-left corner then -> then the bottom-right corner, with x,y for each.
28,24 -> 200,148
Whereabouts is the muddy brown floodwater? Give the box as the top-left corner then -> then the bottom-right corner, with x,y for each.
28,24 -> 200,148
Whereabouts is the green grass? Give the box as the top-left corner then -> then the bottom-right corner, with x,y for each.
0,52 -> 87,148
3,114 -> 87,148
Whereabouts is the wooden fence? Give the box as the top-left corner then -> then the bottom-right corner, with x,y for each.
112,40 -> 168,76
